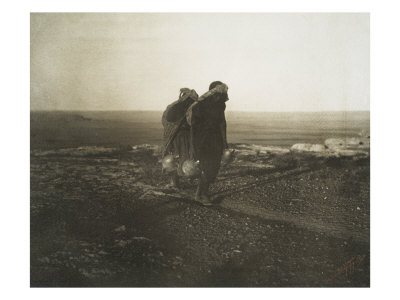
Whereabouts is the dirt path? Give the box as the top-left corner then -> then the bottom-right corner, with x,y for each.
165,165 -> 369,243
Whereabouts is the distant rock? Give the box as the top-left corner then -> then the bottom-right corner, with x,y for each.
291,143 -> 326,152
325,138 -> 346,150
130,144 -> 162,156
249,144 -> 290,154
345,137 -> 362,146
335,149 -> 369,157
345,137 -> 370,149
131,144 -> 160,152
234,144 -> 290,159
310,144 -> 327,152
290,138 -> 369,158
325,137 -> 370,151
291,144 -> 312,152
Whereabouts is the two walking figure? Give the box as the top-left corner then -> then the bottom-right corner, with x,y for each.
162,81 -> 231,206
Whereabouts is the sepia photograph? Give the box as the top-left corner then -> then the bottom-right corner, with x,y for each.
30,13 -> 370,287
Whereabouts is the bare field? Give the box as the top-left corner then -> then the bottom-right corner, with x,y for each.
30,111 -> 369,287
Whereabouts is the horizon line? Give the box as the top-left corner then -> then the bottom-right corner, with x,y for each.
30,109 -> 371,113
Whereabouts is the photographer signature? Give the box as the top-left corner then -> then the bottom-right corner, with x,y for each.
326,253 -> 367,283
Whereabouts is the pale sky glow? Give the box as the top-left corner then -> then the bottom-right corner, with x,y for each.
31,13 -> 369,111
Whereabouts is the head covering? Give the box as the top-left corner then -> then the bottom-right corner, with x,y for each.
209,81 -> 224,91
179,88 -> 198,101
209,81 -> 229,101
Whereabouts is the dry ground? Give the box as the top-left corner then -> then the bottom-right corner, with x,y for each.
30,144 -> 369,287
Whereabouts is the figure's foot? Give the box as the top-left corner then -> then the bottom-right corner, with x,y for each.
195,179 -> 212,206
169,174 -> 180,189
195,186 -> 201,202
195,193 -> 213,206
199,196 -> 213,206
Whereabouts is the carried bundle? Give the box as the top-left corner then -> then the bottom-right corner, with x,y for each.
161,88 -> 198,175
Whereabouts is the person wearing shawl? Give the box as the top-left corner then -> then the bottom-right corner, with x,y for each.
186,81 -> 229,206
162,88 -> 199,188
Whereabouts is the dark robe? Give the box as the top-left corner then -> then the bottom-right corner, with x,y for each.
162,89 -> 197,176
186,92 -> 228,183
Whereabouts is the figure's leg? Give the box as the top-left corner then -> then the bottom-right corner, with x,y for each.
195,181 -> 201,201
169,171 -> 180,189
195,173 -> 212,206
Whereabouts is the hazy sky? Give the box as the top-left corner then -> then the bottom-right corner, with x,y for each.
31,13 -> 369,111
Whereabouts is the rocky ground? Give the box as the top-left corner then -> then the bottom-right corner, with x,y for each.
30,143 -> 369,287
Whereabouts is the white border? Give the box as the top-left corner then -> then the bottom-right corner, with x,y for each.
1,0 -> 400,299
